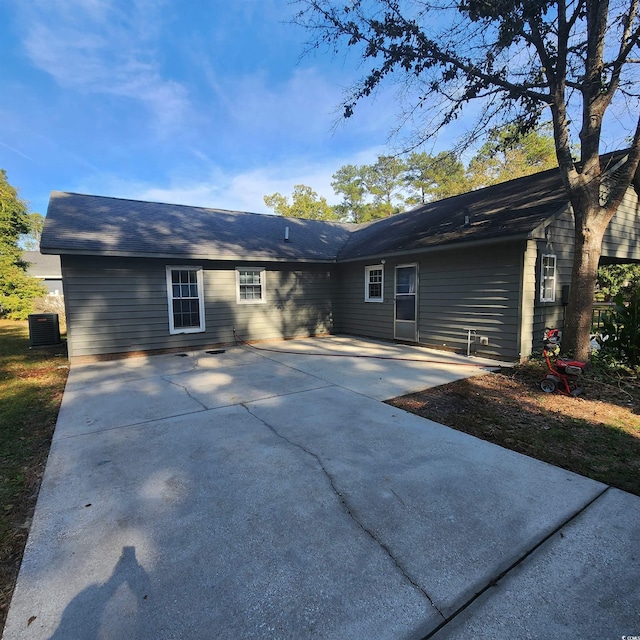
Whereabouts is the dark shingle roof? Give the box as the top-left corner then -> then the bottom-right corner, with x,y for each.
41,193 -> 355,262
23,251 -> 62,276
40,151 -> 637,263
43,171 -> 568,263
338,166 -> 568,260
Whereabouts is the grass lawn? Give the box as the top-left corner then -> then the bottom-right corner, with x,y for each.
0,320 -> 68,633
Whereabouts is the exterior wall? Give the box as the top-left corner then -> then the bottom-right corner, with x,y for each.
59,186 -> 638,362
602,186 -> 640,261
61,256 -> 334,360
24,254 -> 64,295
531,206 -> 574,349
529,185 -> 640,352
334,260 -> 394,341
41,278 -> 64,296
336,242 -> 526,360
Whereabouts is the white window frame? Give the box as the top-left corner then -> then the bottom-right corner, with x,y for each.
365,265 -> 384,302
166,266 -> 206,335
236,267 -> 266,304
540,254 -> 557,302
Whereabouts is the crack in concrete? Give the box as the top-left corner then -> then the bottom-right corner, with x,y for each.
162,374 -> 209,411
240,402 -> 446,622
391,488 -> 406,506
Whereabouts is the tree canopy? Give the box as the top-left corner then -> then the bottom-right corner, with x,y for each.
265,124 -> 560,221
331,164 -> 369,222
264,184 -> 339,220
362,155 -> 407,217
295,0 -> 640,360
597,264 -> 640,302
404,151 -> 469,203
466,124 -> 558,189
20,213 -> 45,251
0,170 -> 47,319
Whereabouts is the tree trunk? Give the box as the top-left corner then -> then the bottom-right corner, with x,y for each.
562,208 -> 609,361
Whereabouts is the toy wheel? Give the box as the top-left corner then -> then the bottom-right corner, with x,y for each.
540,378 -> 558,393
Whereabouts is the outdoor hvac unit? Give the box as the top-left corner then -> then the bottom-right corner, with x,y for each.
28,313 -> 61,347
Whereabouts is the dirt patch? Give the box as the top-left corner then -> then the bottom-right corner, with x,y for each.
387,362 -> 640,496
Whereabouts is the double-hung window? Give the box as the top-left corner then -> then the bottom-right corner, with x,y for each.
236,267 -> 266,303
365,265 -> 384,302
166,266 -> 205,334
540,254 -> 557,302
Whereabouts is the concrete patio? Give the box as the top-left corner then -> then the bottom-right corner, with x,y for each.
3,336 -> 639,639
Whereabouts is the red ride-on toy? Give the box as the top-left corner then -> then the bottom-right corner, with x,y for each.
540,328 -> 587,396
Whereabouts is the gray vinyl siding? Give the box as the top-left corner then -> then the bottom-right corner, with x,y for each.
531,206 -> 574,347
41,278 -> 64,296
528,185 -> 640,352
62,256 -> 334,360
58,186 -> 638,362
602,186 -> 640,261
336,243 -> 525,360
417,244 -> 523,359
334,261 -> 394,340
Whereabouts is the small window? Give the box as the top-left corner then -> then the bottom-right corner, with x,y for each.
236,267 -> 266,304
540,254 -> 556,302
166,266 -> 205,334
365,265 -> 384,302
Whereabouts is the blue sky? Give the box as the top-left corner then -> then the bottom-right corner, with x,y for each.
0,0 -> 406,217
1,1 -> 636,219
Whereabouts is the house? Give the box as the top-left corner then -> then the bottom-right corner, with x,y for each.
41,156 -> 640,363
23,250 -> 64,296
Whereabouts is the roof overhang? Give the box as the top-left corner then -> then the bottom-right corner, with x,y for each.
42,247 -> 338,264
335,232 -> 536,264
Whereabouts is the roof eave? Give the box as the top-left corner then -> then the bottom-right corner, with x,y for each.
41,247 -> 338,264
336,232 -> 536,264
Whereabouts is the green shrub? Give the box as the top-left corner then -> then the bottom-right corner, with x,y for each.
599,289 -> 640,369
0,262 -> 47,320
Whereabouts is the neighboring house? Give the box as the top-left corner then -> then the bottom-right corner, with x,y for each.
41,154 -> 640,363
23,250 -> 64,296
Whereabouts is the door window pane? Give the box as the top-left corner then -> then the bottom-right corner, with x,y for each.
396,267 -> 416,294
396,295 -> 416,321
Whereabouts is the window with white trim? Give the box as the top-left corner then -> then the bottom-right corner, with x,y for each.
540,254 -> 557,302
236,267 -> 266,303
365,265 -> 384,302
166,266 -> 205,334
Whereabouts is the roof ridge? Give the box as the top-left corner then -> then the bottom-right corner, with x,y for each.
50,191 -> 271,217
49,191 -> 357,230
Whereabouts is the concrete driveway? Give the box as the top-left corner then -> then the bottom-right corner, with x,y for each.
4,336 -> 639,639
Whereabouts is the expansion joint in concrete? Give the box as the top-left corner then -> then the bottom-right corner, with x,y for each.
240,402 -> 445,622
420,485 -> 612,639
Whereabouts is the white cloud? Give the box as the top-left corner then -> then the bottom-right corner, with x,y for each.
218,68 -> 343,140
16,0 -> 189,132
72,146 -> 386,214
190,62 -> 401,171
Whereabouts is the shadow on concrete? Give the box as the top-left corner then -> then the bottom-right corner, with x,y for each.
49,546 -> 150,640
